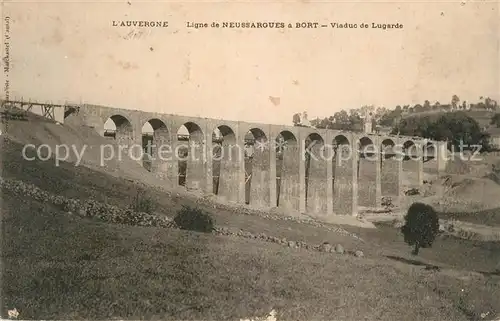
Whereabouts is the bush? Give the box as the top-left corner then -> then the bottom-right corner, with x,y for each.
401,202 -> 439,255
174,205 -> 214,233
404,188 -> 420,196
130,190 -> 157,214
381,196 -> 394,209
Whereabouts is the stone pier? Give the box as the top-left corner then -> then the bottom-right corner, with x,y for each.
249,138 -> 271,208
279,140 -> 301,211
305,139 -> 328,215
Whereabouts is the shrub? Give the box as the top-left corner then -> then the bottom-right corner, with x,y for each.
174,205 -> 214,233
130,190 -> 157,214
404,188 -> 420,196
401,202 -> 439,255
381,196 -> 394,209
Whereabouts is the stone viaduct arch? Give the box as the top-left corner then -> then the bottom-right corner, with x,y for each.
70,104 -> 448,217
141,118 -> 169,173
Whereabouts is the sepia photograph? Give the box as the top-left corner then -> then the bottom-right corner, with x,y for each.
0,1 -> 499,320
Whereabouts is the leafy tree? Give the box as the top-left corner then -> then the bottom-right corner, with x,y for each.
348,109 -> 363,131
311,117 -> 333,129
423,100 -> 431,111
292,113 -> 301,126
401,202 -> 439,255
451,94 -> 460,110
392,111 -> 491,151
332,110 -> 351,130
310,117 -> 321,128
321,117 -> 333,129
379,106 -> 403,127
485,97 -> 498,110
491,113 -> 500,128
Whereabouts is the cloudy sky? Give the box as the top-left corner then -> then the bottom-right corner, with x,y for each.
2,0 -> 499,126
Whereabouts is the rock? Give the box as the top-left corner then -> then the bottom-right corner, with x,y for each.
319,243 -> 332,252
355,250 -> 364,258
439,224 -> 445,232
288,241 -> 296,248
393,221 -> 404,229
334,244 -> 345,254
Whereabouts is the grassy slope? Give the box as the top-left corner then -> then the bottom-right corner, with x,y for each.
402,109 -> 496,128
1,115 -> 500,320
2,193 -> 477,321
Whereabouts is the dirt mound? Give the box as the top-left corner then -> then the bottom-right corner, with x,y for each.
445,157 -> 472,175
428,175 -> 500,212
1,109 -> 176,189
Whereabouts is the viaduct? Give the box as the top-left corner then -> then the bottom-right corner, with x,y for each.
8,100 -> 448,218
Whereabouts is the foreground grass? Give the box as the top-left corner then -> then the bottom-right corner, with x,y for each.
1,192 -> 480,320
1,138 -> 368,252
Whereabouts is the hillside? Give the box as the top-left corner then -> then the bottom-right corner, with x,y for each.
1,109 -> 500,320
402,109 -> 497,131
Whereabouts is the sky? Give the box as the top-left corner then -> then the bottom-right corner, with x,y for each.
1,0 -> 499,128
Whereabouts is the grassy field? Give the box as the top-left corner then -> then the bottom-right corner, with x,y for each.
1,114 -> 500,320
3,188 -> 500,320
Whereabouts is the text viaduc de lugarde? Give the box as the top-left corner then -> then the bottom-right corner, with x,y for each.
112,20 -> 403,30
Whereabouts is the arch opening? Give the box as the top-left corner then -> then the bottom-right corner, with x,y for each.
212,125 -> 238,202
332,134 -> 353,215
276,130 -> 299,210
381,139 -> 396,159
402,140 -> 422,190
423,141 -> 438,176
357,136 -> 377,208
402,140 -> 417,161
304,133 -> 327,214
141,118 -> 169,172
380,138 -> 399,204
176,122 -> 204,189
64,106 -> 78,119
423,142 -> 436,162
244,128 -> 269,206
103,114 -> 133,141
358,137 -> 376,158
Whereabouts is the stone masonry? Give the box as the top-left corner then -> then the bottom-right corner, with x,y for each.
64,104 -> 448,217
